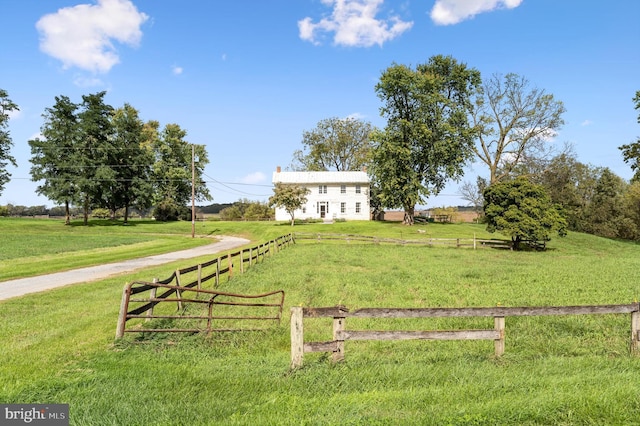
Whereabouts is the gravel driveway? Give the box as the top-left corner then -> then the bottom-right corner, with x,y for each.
0,236 -> 250,301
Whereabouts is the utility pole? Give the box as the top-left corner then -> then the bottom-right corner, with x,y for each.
191,144 -> 195,238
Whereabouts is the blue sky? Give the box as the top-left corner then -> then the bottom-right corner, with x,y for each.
1,0 -> 638,208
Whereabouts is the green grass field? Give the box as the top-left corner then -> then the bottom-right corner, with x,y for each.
2,218 -> 640,425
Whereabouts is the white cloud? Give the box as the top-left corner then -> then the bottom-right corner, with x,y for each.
172,65 -> 183,75
242,172 -> 267,185
73,75 -> 104,87
298,0 -> 413,47
345,112 -> 365,120
581,119 -> 592,126
430,0 -> 523,26
7,109 -> 22,121
36,0 -> 149,73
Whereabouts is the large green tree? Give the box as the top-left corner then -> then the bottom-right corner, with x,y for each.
76,91 -> 114,224
471,73 -> 566,184
580,168 -> 628,239
269,183 -> 310,226
484,177 -> 567,250
291,117 -> 374,171
536,152 -> 598,232
370,55 -> 481,225
148,121 -> 211,217
29,95 -> 80,224
0,89 -> 18,195
99,104 -> 154,223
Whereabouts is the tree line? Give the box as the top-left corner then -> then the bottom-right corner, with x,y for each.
0,90 -> 212,225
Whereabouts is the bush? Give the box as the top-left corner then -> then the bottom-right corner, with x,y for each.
91,208 -> 111,219
153,201 -> 190,221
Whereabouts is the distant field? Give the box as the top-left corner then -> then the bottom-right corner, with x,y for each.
1,219 -> 640,424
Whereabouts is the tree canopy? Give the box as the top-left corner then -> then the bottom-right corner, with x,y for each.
29,92 -> 211,224
483,176 -> 567,250
268,183 -> 310,226
471,73 -> 566,184
0,89 -> 18,196
291,117 -> 374,171
370,55 -> 481,225
29,95 -> 80,224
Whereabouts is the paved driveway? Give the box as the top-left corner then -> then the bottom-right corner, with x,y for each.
0,236 -> 250,301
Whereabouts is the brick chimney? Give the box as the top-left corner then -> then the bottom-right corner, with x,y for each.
276,166 -> 281,173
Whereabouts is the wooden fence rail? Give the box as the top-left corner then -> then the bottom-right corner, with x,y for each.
290,304 -> 640,368
294,232 -> 512,249
115,234 -> 294,338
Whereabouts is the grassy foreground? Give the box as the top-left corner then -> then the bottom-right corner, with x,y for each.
2,219 -> 640,424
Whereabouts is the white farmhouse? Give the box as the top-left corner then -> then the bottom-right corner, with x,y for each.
272,167 -> 370,221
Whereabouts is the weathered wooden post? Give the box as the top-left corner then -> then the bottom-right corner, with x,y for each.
240,249 -> 244,274
494,316 -> 505,356
227,253 -> 233,280
291,307 -> 304,368
631,308 -> 640,354
333,315 -> 346,363
215,257 -> 220,287
116,282 -> 133,339
146,278 -> 158,321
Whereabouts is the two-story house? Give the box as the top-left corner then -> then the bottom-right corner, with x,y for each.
272,167 -> 370,221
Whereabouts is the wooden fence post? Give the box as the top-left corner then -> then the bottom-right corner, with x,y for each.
291,307 -> 304,368
333,316 -> 346,363
197,265 -> 203,290
631,310 -> 639,354
228,253 -> 233,280
146,278 -> 158,321
115,282 -> 132,339
240,249 -> 244,274
215,257 -> 220,287
494,316 -> 505,356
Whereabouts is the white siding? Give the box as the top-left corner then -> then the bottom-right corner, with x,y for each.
272,171 -> 370,221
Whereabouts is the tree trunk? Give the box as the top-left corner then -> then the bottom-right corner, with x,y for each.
123,205 -> 129,225
403,205 -> 415,226
83,197 -> 89,225
64,200 -> 71,225
512,236 -> 521,251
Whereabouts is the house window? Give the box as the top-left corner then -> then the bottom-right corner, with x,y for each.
318,185 -> 327,194
355,202 -> 361,213
340,185 -> 346,194
302,207 -> 306,214
355,185 -> 361,194
341,202 -> 346,213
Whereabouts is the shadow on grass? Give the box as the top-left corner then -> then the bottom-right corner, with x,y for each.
68,219 -> 169,227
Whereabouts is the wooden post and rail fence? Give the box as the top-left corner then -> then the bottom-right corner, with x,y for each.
290,303 -> 640,368
115,234 -> 294,338
293,232 -> 514,249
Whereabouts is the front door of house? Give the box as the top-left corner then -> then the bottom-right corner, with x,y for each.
320,203 -> 326,218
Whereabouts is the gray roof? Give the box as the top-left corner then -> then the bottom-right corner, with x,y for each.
272,171 -> 369,184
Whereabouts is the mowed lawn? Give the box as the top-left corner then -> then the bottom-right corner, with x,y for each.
2,218 -> 640,425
